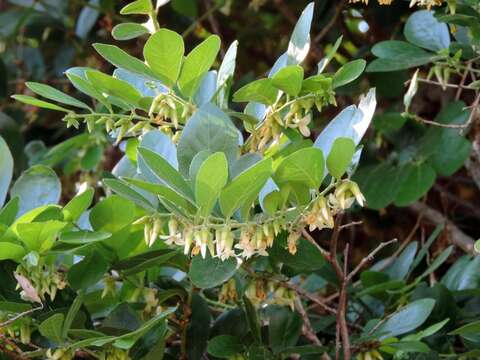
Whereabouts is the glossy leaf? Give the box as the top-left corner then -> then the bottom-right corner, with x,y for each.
189,254 -> 237,289
275,147 -> 324,188
112,23 -> 149,40
26,82 -> 90,110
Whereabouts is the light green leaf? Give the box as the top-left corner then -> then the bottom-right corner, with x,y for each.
275,147 -> 324,189
189,254 -> 237,289
26,82 -> 90,110
0,135 -> 13,207
0,197 -> 19,226
233,78 -> 278,105
62,294 -> 83,339
326,137 -> 355,179
195,152 -> 228,218
120,0 -> 153,15
216,41 -> 238,108
11,95 -> 70,112
59,230 -> 111,244
93,43 -> 157,81
63,188 -> 94,222
17,220 -> 66,253
333,59 -> 366,88
219,158 -> 272,219
89,195 -> 136,234
271,65 -> 304,97
144,29 -> 184,86
0,242 -> 26,261
178,35 -> 221,98
112,23 -> 149,40
39,313 -> 65,344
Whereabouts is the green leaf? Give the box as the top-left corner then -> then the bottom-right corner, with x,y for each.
404,10 -> 450,52
354,162 -> 410,210
104,178 -> 155,211
120,0 -> 153,15
59,230 -> 111,244
189,254 -> 237,289
89,195 -> 136,234
243,295 -> 262,343
233,78 -> 278,105
394,163 -> 436,207
186,294 -> 211,359
62,188 -> 94,222
374,299 -> 436,339
208,335 -> 243,358
450,320 -> 480,337
267,306 -> 302,354
178,35 -> 221,98
10,165 -> 61,216
419,246 -> 453,279
195,152 -> 228,217
86,70 -> 142,107
113,249 -> 181,275
122,177 -> 197,214
385,242 -> 418,281
112,23 -> 149,40
0,242 -> 26,261
219,158 -> 272,219
93,43 -> 157,81
177,103 -> 239,176
0,197 -> 19,226
144,29 -> 185,86
271,65 -> 304,96
216,41 -> 238,108
138,147 -> 194,200
25,82 -> 90,110
274,147 -> 324,189
367,57 -> 433,72
333,59 -> 366,88
68,252 -> 109,291
11,95 -> 70,112
17,220 -> 66,253
65,72 -> 112,111
326,137 -> 355,179
39,313 -> 65,344
62,294 -> 83,338
0,135 -> 13,207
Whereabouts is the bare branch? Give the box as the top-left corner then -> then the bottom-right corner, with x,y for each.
346,239 -> 398,282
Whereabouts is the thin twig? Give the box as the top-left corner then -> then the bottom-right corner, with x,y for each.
314,1 -> 346,44
301,228 -> 330,258
346,239 -> 398,282
283,282 -> 337,315
294,297 -> 322,346
340,221 -> 363,231
0,305 -> 43,328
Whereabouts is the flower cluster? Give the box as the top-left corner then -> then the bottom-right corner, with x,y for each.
15,260 -> 65,302
138,180 -> 366,262
244,279 -> 296,310
149,93 -> 194,129
250,84 -> 336,151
